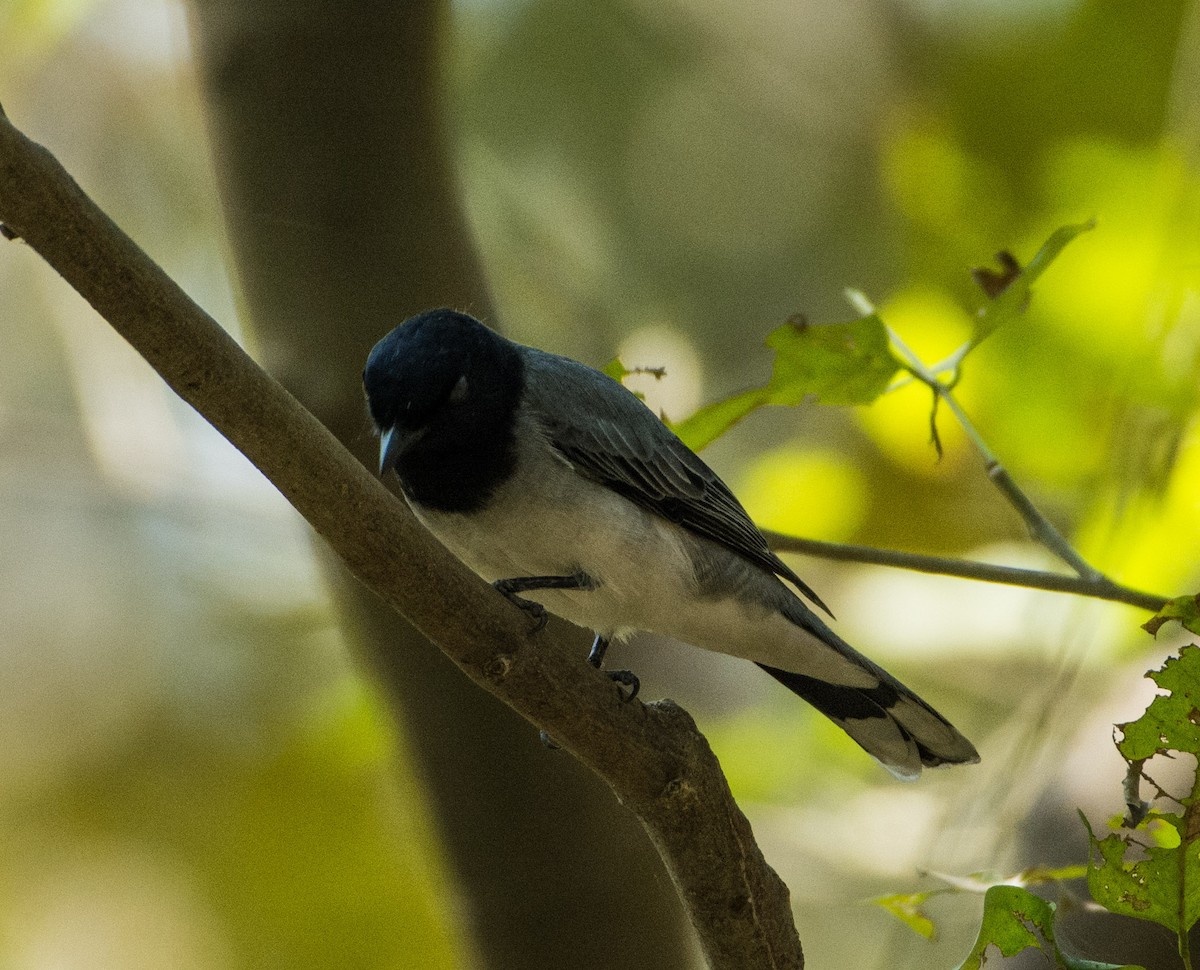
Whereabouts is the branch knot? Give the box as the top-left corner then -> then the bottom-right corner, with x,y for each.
483,653 -> 514,683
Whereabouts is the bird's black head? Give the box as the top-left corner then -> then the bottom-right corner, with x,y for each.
363,308 -> 524,513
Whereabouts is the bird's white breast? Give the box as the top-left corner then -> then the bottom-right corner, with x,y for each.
403,415 -> 877,688
409,418 -> 691,640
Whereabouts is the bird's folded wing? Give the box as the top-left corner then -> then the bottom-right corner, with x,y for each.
523,351 -> 830,615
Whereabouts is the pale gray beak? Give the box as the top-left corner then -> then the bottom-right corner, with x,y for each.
379,427 -> 400,474
378,425 -> 425,474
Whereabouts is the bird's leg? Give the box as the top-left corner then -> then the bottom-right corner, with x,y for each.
586,633 -> 610,667
492,572 -> 595,632
494,575 -> 639,702
587,633 -> 639,703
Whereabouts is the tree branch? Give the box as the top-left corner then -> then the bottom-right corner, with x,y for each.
762,531 -> 1168,613
0,104 -> 803,969
817,295 -> 1169,618
895,344 -> 1103,580
851,287 -> 1104,582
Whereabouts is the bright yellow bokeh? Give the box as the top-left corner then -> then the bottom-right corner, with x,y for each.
1036,141 -> 1200,364
855,287 -> 977,475
736,447 -> 867,539
882,286 -> 974,362
1076,417 -> 1200,596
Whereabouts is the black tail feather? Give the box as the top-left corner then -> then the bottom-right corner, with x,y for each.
758,662 -> 979,779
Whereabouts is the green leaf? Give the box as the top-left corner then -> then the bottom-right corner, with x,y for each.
1083,812 -> 1200,939
1082,646 -> 1200,957
1142,594 -> 1200,637
969,219 -> 1095,350
878,868 -> 1089,941
764,313 -> 901,404
602,357 -> 631,381
1115,644 -> 1200,761
670,222 -> 1091,452
955,886 -> 1048,969
1016,865 -> 1089,886
874,891 -> 938,940
922,865 -> 1088,894
668,388 -> 767,452
671,314 -> 900,451
955,885 -> 1139,970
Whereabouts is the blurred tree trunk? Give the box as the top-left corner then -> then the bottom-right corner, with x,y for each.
185,1 -> 691,967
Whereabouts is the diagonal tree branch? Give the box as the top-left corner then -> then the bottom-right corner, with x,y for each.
0,104 -> 803,970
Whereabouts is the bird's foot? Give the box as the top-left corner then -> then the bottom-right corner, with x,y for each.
493,572 -> 595,634
493,586 -> 548,632
586,634 -> 638,701
607,669 -> 640,703
492,579 -> 549,632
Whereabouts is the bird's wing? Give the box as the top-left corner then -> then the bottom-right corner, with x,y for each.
521,350 -> 831,615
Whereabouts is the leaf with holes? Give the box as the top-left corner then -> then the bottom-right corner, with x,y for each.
1083,811 -> 1200,943
1116,644 -> 1200,761
1083,645 -> 1200,964
954,885 -> 1137,970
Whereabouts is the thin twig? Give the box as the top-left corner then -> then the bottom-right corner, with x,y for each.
762,531 -> 1167,613
852,284 -> 1105,582
984,463 -> 1100,580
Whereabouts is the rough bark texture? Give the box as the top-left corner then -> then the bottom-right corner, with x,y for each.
183,2 -> 691,966
0,106 -> 804,969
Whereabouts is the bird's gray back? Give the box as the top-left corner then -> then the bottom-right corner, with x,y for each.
518,346 -> 830,613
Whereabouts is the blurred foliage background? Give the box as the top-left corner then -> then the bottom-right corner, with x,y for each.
2,0 -> 1199,967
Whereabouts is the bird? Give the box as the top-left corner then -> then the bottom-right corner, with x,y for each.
363,308 -> 979,779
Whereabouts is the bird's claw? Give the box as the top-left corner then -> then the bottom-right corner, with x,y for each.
516,596 -> 548,633
608,669 -> 639,703
586,635 -> 637,701
493,581 -> 548,633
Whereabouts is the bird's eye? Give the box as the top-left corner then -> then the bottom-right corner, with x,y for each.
448,374 -> 469,404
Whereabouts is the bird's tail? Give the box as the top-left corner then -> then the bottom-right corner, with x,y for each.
764,610 -> 979,780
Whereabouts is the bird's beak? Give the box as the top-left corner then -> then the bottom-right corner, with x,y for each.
379,427 -> 401,474
378,425 -> 425,474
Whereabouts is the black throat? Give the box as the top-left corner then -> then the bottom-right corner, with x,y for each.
393,347 -> 525,515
